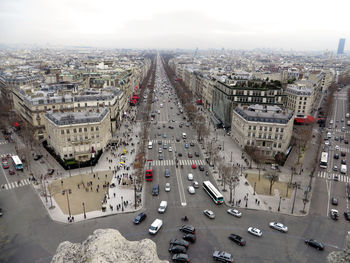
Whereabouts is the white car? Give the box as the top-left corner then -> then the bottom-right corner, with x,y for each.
335,145 -> 340,151
203,209 -> 215,219
188,186 -> 195,194
165,183 -> 171,192
187,173 -> 194,181
193,181 -> 199,188
324,140 -> 330,146
269,222 -> 288,233
330,120 -> 334,124
248,227 -> 262,237
227,209 -> 242,218
158,148 -> 162,153
168,147 -> 173,152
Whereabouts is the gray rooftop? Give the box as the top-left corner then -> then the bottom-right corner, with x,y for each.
234,105 -> 293,124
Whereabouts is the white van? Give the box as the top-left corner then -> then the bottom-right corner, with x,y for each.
148,141 -> 153,149
182,133 -> 187,139
149,219 -> 163,235
158,201 -> 168,213
341,165 -> 347,174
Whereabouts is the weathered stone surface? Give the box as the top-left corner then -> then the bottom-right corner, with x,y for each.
51,228 -> 168,263
327,231 -> 350,263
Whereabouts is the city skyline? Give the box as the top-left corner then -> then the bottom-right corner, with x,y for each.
1,0 -> 350,51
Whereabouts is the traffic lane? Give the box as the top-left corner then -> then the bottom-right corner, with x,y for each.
331,179 -> 349,217
309,177 -> 331,217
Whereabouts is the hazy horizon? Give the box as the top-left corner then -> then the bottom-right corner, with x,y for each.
1,0 -> 349,51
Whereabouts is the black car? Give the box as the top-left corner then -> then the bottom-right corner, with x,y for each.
133,212 -> 146,224
47,169 -> 55,175
176,138 -> 180,142
172,253 -> 189,263
194,152 -> 199,157
305,239 -> 325,250
344,211 -> 350,221
169,238 -> 189,248
168,244 -> 187,254
178,152 -> 183,157
158,140 -> 162,145
34,154 -> 43,160
190,142 -> 194,146
334,153 -> 339,159
331,197 -> 338,205
199,165 -> 205,171
183,234 -> 196,243
180,225 -> 195,234
229,233 -> 246,246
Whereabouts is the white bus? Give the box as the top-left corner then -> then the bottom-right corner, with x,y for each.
11,155 -> 23,170
202,180 -> 224,204
320,152 -> 328,169
148,141 -> 153,149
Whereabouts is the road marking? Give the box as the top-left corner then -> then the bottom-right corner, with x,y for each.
326,179 -> 332,217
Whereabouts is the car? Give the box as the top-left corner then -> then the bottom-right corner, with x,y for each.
331,197 -> 338,205
191,163 -> 197,169
176,138 -> 180,142
193,181 -> 199,188
305,239 -> 325,250
203,209 -> 215,219
9,169 -> 15,175
334,174 -> 339,181
227,209 -> 242,218
341,151 -> 346,157
344,211 -> 350,221
179,124 -> 183,128
185,144 -> 189,148
159,155 -> 163,160
198,165 -> 204,171
345,139 -> 349,144
330,120 -> 334,124
188,153 -> 193,158
163,143 -> 167,149
335,145 -> 340,151
228,233 -> 246,246
159,148 -> 163,153
269,222 -> 288,233
183,233 -> 196,243
165,169 -> 170,177
179,225 -> 195,234
341,159 -> 347,164
172,253 -> 189,263
157,132 -> 161,136
1,156 -> 7,161
168,147 -> 173,152
194,152 -> 199,157
190,142 -> 194,146
133,212 -> 147,224
163,133 -> 167,138
333,165 -> 338,171
188,186 -> 195,194
34,154 -> 43,160
169,126 -> 174,129
165,183 -> 171,192
334,153 -> 339,159
178,152 -> 183,157
158,140 -> 162,145
342,119 -> 345,122
342,127 -> 346,132
335,136 -> 339,141
324,140 -> 330,146
168,244 -> 187,254
47,169 -> 55,175
330,209 -> 339,220
169,239 -> 189,248
187,173 -> 194,181
158,126 -> 161,130
247,227 -> 262,237
212,251 -> 233,263
186,123 -> 190,127
2,161 -> 9,169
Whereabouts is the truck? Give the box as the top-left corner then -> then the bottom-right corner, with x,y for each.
145,160 -> 153,181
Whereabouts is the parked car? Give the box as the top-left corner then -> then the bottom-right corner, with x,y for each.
169,239 -> 189,248
172,253 -> 190,263
334,153 -> 339,159
168,244 -> 187,254
228,233 -> 246,246
158,155 -> 163,160
179,225 -> 195,234
187,186 -> 195,194
203,209 -> 215,219
269,222 -> 288,233
212,251 -> 233,263
0,208 -> 3,216
133,212 -> 147,224
247,227 -> 262,237
227,209 -> 242,218
305,239 -> 324,250
183,233 -> 196,243
187,173 -> 194,181
158,148 -> 162,153
341,151 -> 346,157
193,181 -> 199,188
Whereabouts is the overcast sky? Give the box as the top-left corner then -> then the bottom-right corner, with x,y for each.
1,0 -> 349,51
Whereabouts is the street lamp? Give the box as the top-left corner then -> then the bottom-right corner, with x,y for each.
230,152 -> 233,162
278,196 -> 282,212
121,196 -> 124,211
253,182 -> 256,195
65,188 -> 72,221
291,182 -> 300,214
82,202 -> 86,219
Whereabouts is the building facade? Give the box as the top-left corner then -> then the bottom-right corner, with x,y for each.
337,38 -> 346,55
45,108 -> 111,161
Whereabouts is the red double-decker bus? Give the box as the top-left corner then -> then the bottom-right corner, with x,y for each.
145,160 -> 153,181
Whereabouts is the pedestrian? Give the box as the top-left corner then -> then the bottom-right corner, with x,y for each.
93,174 -> 96,178
78,184 -> 80,189
114,193 -> 116,198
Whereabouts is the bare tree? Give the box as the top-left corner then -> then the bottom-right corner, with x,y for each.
227,166 -> 240,204
244,146 -> 266,180
265,171 -> 279,195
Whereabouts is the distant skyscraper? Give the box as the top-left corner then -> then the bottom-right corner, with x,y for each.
337,38 -> 345,55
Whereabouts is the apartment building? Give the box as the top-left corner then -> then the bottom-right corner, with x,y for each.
45,108 -> 111,161
231,105 -> 294,157
285,83 -> 313,116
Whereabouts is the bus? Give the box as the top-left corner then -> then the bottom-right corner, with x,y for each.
145,160 -> 153,181
320,152 -> 328,169
11,155 -> 23,170
202,181 -> 224,204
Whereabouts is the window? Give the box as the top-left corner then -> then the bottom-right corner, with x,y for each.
85,135 -> 88,139
276,128 -> 279,132
85,103 -> 87,107
269,127 -> 272,132
79,128 -> 82,132
96,134 -> 99,138
280,128 -> 284,133
74,129 -> 77,133
84,128 -> 87,132
280,135 -> 283,139
66,129 -> 70,134
96,127 -> 99,131
248,125 -> 251,130
248,132 -> 251,137
273,142 -> 277,147
253,126 -> 256,131
61,130 -> 64,134
67,137 -> 71,142
78,103 -> 80,107
264,126 -> 267,131
259,126 -> 262,131
278,143 -> 281,148
91,127 -> 94,131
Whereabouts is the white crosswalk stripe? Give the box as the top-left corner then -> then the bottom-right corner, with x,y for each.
0,141 -> 8,145
0,179 -> 31,191
0,153 -> 15,158
317,171 -> 350,183
340,148 -> 350,153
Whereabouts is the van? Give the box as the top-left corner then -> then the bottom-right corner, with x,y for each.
152,184 -> 159,196
158,201 -> 168,213
148,141 -> 153,149
182,133 -> 187,139
341,165 -> 347,174
149,219 -> 163,235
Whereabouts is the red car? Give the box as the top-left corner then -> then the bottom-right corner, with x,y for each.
192,163 -> 197,169
9,169 -> 15,175
2,161 -> 9,169
1,157 -> 7,162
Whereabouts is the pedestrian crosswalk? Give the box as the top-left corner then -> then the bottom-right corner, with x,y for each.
0,141 -> 8,145
332,129 -> 350,133
0,153 -> 15,158
152,159 -> 205,166
317,171 -> 350,183
339,147 -> 350,153
0,179 -> 32,191
150,139 -> 197,144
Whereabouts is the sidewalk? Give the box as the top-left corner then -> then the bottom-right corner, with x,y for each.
34,107 -> 145,223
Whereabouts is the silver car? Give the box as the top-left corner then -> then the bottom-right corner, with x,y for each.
227,209 -> 242,218
269,222 -> 288,233
203,209 -> 215,219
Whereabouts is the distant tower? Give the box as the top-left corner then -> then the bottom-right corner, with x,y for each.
337,38 -> 346,55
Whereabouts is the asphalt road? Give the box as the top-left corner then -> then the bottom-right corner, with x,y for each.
0,56 -> 349,263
